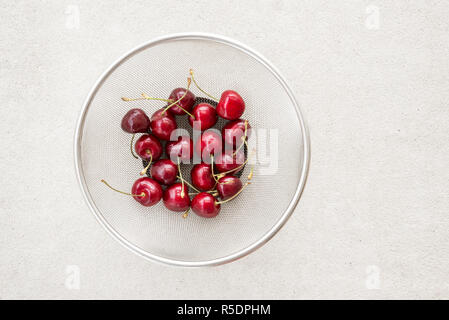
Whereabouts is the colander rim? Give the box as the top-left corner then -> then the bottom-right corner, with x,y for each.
74,32 -> 310,267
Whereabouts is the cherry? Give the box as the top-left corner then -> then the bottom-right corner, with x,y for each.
188,103 -> 217,131
168,88 -> 196,115
191,192 -> 220,218
216,175 -> 243,200
166,136 -> 193,163
163,183 -> 190,212
216,90 -> 245,120
191,163 -> 215,191
222,119 -> 251,148
150,159 -> 177,185
215,149 -> 245,174
134,134 -> 162,161
195,130 -> 223,161
121,108 -> 150,133
131,177 -> 163,206
150,108 -> 177,140
189,70 -> 245,120
100,178 -> 162,207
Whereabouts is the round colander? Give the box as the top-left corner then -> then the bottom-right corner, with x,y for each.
74,33 -> 310,267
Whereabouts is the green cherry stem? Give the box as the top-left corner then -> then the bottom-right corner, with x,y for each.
178,176 -> 201,193
177,157 -> 186,198
209,155 -> 222,183
101,179 -> 145,197
121,93 -> 172,103
130,134 -> 138,159
212,157 -> 249,177
140,153 -> 152,176
215,147 -> 256,177
215,167 -> 254,205
215,182 -> 251,205
232,120 -> 249,156
189,69 -> 219,101
161,78 -> 194,116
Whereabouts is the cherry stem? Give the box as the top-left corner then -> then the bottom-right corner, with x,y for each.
215,147 -> 257,177
182,208 -> 190,219
189,69 -> 219,101
177,157 -> 186,198
140,153 -> 152,176
209,155 -> 222,183
189,190 -> 218,196
215,166 -> 254,205
121,93 -> 189,116
233,139 -> 248,157
130,134 -> 138,159
178,176 -> 201,193
215,182 -> 251,205
161,78 -> 194,117
212,157 -> 249,177
121,93 -> 173,103
101,179 -> 145,197
233,120 -> 249,156
247,166 -> 254,181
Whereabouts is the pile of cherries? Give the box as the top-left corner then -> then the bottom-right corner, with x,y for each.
102,70 -> 252,218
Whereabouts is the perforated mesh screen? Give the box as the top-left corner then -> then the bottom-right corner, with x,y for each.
78,36 -> 307,264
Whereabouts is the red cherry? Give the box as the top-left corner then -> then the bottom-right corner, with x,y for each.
150,108 -> 177,140
131,177 -> 163,207
166,136 -> 193,163
168,88 -> 196,115
216,90 -> 245,120
191,163 -> 215,191
121,108 -> 150,133
195,130 -> 223,161
150,159 -> 177,185
135,134 -> 162,160
163,183 -> 190,212
222,119 -> 251,147
216,175 -> 243,200
188,103 -> 218,131
191,192 -> 220,218
215,150 -> 245,174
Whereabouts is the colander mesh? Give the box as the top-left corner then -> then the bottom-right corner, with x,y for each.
80,38 -> 305,263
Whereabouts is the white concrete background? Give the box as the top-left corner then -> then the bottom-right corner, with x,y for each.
0,0 -> 448,299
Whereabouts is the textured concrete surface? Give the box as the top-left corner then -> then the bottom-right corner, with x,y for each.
1,0 -> 448,299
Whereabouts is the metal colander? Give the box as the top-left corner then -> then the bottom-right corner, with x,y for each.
74,33 -> 310,267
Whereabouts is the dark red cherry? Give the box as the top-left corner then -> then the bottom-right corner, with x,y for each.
163,183 -> 190,212
150,159 -> 177,185
121,108 -> 150,133
216,90 -> 245,120
222,119 -> 251,147
216,175 -> 243,200
191,163 -> 215,191
188,103 -> 218,131
135,134 -> 162,160
191,192 -> 220,218
215,150 -> 245,174
195,130 -> 223,161
150,108 -> 177,140
166,136 -> 193,163
131,177 -> 163,207
168,88 -> 196,115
